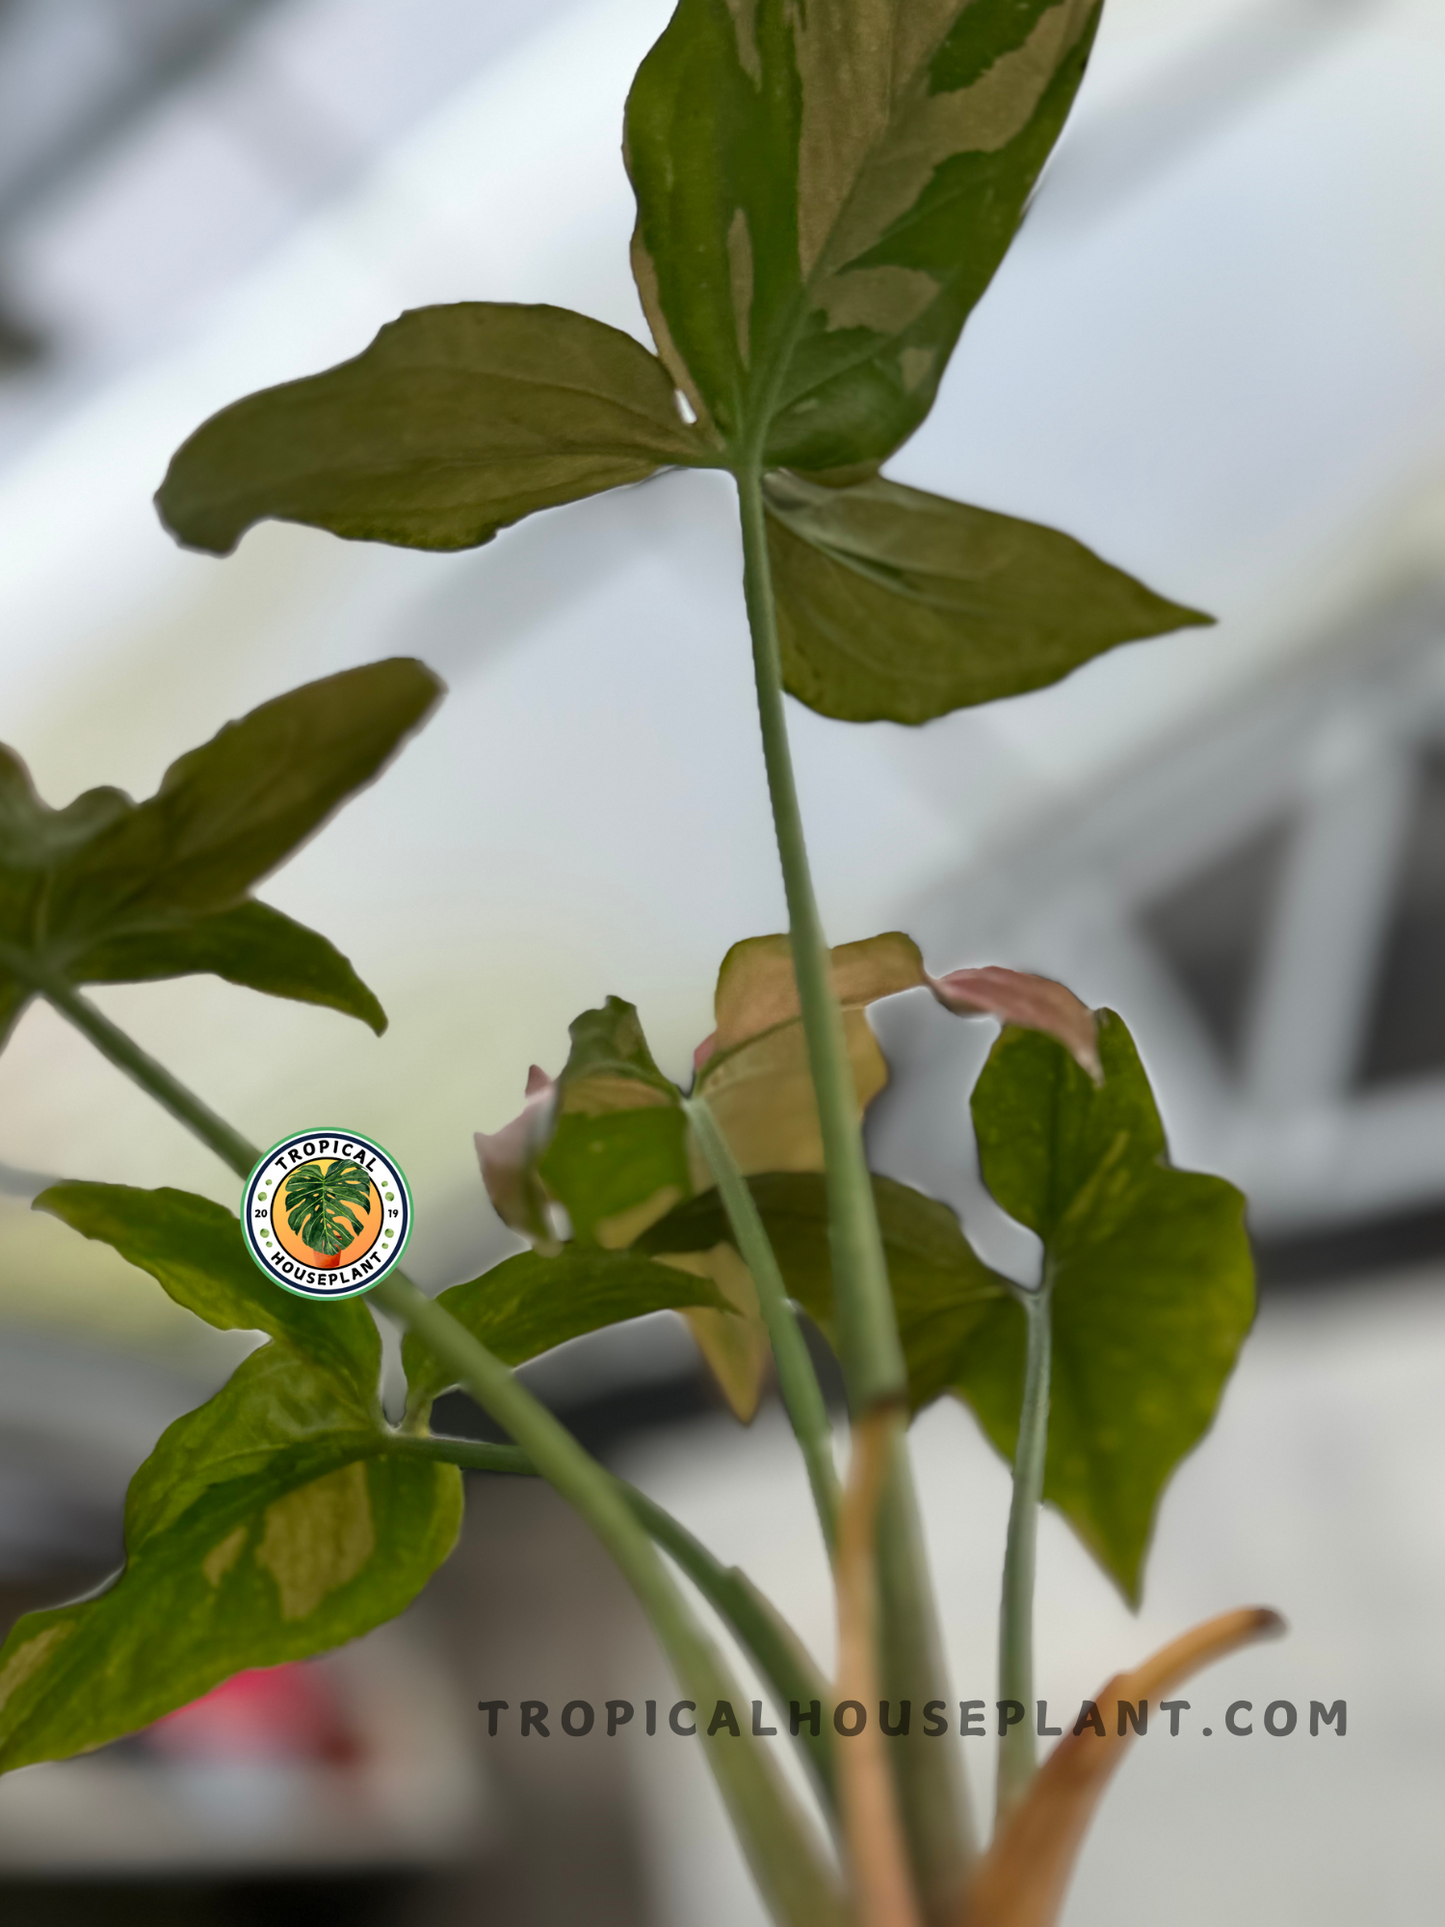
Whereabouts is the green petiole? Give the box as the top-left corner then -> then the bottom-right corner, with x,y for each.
995,1280 -> 1054,1820
684,1092 -> 840,1548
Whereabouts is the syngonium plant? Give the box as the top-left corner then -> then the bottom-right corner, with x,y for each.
0,3 -> 1285,1922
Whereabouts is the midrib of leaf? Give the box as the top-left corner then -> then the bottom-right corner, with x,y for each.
735,6 -> 949,451
740,3 -> 1094,455
131,1405 -> 384,1544
774,536 -> 984,613
381,356 -> 716,450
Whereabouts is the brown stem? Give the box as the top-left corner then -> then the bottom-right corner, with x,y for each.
960,1606 -> 1286,1927
834,1406 -> 924,1927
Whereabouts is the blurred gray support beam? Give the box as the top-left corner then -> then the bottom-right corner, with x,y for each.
1244,724 -> 1412,1111
0,0 -> 279,235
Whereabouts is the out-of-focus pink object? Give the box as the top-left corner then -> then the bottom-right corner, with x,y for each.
145,1664 -> 360,1765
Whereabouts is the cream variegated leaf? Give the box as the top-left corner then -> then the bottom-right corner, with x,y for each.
468,936 -> 1097,1422
626,0 -> 1101,470
660,1244 -> 773,1422
0,1182 -> 461,1774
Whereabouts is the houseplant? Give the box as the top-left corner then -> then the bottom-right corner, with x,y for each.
0,1 -> 1280,1920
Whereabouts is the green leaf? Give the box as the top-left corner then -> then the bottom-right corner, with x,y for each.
35,1183 -> 380,1395
764,473 -> 1213,723
641,1170 -> 1008,1405
959,1013 -> 1255,1602
1,1181 -> 461,1774
73,901 -> 387,1035
157,304 -> 714,557
402,1243 -> 735,1414
626,0 -> 1101,472
53,659 -> 440,926
0,660 -> 437,1039
536,996 -> 692,1248
0,1449 -> 460,1774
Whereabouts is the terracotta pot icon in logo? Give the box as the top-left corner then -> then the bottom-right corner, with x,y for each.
282,1159 -> 374,1270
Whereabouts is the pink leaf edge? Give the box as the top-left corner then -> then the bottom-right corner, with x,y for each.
928,966 -> 1101,1083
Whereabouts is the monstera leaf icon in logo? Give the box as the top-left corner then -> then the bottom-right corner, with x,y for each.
283,1159 -> 373,1265
242,1129 -> 411,1298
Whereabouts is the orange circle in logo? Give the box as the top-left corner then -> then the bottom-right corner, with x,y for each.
272,1157 -> 385,1270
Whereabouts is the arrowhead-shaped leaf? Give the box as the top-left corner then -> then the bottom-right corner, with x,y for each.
485,937 -> 917,1253
401,1242 -> 734,1414
0,1185 -> 460,1773
958,1013 -> 1255,1602
0,1449 -> 460,1774
626,0 -> 1102,471
516,1001 -> 778,1418
0,660 -> 438,1047
157,304 -> 713,556
765,473 -> 1213,723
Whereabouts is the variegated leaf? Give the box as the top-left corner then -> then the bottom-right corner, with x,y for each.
0,1450 -> 460,1774
626,0 -> 1102,470
0,1183 -> 460,1773
537,997 -> 692,1248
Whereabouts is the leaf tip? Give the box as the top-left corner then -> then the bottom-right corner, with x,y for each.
1175,602 -> 1217,632
152,477 -> 238,557
29,1184 -> 64,1222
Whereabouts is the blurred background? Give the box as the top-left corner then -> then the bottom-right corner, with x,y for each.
0,0 -> 1443,1918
